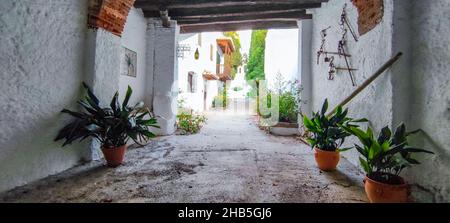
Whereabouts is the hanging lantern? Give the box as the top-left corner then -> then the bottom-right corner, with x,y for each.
194,48 -> 200,60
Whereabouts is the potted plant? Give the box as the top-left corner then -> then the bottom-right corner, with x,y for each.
343,124 -> 434,203
303,99 -> 367,171
55,83 -> 159,167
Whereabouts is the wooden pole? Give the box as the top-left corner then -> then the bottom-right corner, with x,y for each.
326,52 -> 403,117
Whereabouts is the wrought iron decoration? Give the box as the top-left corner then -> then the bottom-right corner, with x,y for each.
337,3 -> 358,86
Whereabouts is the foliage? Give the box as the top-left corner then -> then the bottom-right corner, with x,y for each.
303,99 -> 368,152
213,88 -> 228,108
55,83 -> 159,148
177,111 -> 207,135
261,76 -> 303,123
342,124 -> 434,184
223,31 -> 243,79
233,86 -> 243,92
245,30 -> 267,115
275,75 -> 302,123
279,91 -> 299,123
245,30 -> 268,82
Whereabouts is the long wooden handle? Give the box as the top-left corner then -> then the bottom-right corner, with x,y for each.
326,52 -> 403,117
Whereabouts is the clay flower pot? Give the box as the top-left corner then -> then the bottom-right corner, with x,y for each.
101,145 -> 127,167
364,176 -> 409,203
314,148 -> 340,171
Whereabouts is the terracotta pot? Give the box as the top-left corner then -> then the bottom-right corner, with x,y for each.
314,148 -> 340,171
364,176 -> 409,203
101,145 -> 127,167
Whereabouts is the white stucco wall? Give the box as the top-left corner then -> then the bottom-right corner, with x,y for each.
0,0 -> 91,192
307,0 -> 450,202
310,0 -> 394,167
149,19 -> 179,135
119,8 -> 148,106
403,0 -> 450,202
265,29 -> 299,89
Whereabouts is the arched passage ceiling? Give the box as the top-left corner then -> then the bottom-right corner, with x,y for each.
134,0 -> 328,33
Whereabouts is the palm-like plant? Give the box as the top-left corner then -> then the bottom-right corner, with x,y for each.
303,99 -> 367,152
55,83 -> 159,148
342,124 -> 434,184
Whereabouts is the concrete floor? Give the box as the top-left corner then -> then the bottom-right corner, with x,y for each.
0,111 -> 368,203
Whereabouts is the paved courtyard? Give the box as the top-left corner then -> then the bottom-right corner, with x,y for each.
0,111 -> 367,203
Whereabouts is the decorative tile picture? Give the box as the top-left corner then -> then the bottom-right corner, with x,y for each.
121,47 -> 137,77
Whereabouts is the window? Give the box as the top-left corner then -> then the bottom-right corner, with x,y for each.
188,72 -> 197,93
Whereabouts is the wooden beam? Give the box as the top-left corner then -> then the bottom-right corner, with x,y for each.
177,12 -> 312,25
135,0 -> 328,9
180,20 -> 299,33
141,3 -> 321,18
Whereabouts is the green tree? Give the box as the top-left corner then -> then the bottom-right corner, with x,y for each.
223,31 -> 243,79
245,30 -> 267,82
245,30 -> 268,114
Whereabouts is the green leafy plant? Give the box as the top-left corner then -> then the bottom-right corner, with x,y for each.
342,124 -> 434,185
177,111 -> 207,135
303,99 -> 367,152
55,83 -> 159,148
260,77 -> 302,124
279,91 -> 298,123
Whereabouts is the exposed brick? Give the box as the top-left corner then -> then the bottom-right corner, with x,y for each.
352,0 -> 384,36
88,0 -> 135,37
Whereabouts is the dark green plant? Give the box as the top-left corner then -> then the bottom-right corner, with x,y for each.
303,99 -> 367,152
342,124 -> 434,184
177,111 -> 207,135
55,83 -> 159,148
279,91 -> 298,123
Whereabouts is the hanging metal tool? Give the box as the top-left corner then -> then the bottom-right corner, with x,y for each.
317,26 -> 331,65
340,4 -> 358,42
338,4 -> 357,86
328,56 -> 337,80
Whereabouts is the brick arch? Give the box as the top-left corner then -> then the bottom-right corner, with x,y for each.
88,0 -> 136,37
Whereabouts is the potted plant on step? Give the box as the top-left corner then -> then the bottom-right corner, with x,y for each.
303,99 -> 367,171
342,124 -> 434,203
55,83 -> 159,167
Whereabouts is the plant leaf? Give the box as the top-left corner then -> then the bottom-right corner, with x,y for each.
122,86 -> 133,110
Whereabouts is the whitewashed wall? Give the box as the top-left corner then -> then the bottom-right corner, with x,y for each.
119,8 -> 148,106
178,32 -> 222,112
265,29 -> 299,89
0,0 -> 91,192
404,0 -> 450,202
306,0 -> 450,202
310,0 -> 394,167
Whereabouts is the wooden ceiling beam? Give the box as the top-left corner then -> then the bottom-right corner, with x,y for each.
135,0 -> 328,9
142,3 -> 321,18
176,11 -> 312,25
179,20 -> 299,33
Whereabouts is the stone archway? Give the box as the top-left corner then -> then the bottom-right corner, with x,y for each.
88,0 -> 136,37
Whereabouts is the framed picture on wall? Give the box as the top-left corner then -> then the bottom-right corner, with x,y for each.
121,47 -> 137,77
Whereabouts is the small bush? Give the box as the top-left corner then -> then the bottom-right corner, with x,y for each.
177,112 -> 207,135
279,91 -> 298,123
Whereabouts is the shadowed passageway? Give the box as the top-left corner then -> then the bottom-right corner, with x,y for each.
0,111 -> 367,203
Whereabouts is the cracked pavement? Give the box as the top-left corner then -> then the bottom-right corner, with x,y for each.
0,111 -> 368,203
